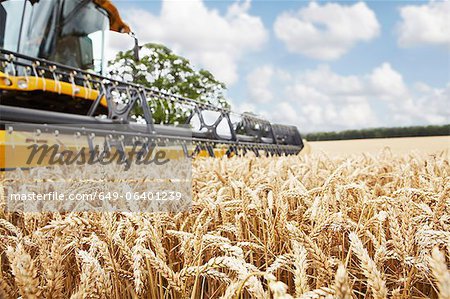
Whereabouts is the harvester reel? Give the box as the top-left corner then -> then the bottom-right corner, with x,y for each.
0,49 -> 305,161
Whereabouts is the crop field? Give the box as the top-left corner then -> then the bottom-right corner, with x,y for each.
0,145 -> 449,298
309,136 -> 450,156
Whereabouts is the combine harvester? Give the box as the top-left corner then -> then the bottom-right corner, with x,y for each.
0,0 -> 306,170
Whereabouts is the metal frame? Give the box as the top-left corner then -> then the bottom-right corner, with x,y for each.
0,49 -> 304,157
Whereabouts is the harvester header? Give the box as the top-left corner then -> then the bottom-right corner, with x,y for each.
0,0 -> 305,169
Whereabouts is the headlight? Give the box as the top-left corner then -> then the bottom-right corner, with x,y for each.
17,79 -> 29,89
1,77 -> 12,86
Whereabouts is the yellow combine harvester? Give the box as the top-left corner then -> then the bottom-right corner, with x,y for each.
0,0 -> 305,170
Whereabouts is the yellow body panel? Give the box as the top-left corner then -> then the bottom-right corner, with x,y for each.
0,72 -> 108,108
0,129 -> 80,169
196,147 -> 227,158
0,129 -> 229,170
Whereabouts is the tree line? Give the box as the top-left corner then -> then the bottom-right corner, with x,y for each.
305,124 -> 450,141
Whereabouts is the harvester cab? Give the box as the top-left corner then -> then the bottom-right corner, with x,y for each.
1,0 -> 130,72
0,0 -> 306,170
0,0 -> 134,114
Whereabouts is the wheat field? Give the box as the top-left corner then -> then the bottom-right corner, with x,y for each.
0,149 -> 449,298
309,136 -> 450,156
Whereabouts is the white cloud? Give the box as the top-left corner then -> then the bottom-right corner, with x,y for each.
368,64 -> 449,125
393,83 -> 450,125
242,63 -> 449,132
296,65 -> 364,97
273,101 -> 299,124
246,66 -> 274,103
105,31 -> 135,61
273,2 -> 380,60
369,62 -> 408,100
228,97 -> 258,115
339,101 -> 377,127
397,1 -> 450,47
283,69 -> 378,131
118,0 -> 267,85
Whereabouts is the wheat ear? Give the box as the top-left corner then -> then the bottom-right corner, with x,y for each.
6,243 -> 41,299
334,263 -> 352,299
349,232 -> 387,299
429,247 -> 450,299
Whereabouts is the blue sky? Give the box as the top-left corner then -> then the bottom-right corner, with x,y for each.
110,0 -> 449,132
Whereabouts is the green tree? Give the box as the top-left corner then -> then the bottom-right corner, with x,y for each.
108,43 -> 229,124
305,124 -> 450,141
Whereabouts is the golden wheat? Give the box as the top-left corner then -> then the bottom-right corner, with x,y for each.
0,149 -> 449,298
